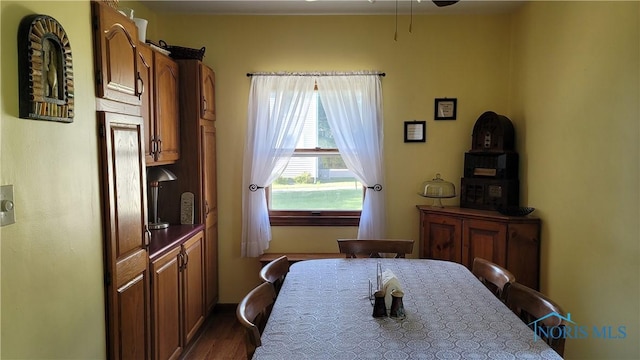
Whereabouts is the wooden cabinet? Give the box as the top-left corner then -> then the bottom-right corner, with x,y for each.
201,124 -> 218,312
151,247 -> 181,360
151,230 -> 205,360
141,46 -> 180,166
137,44 -> 155,164
151,51 -> 180,164
200,64 -> 216,121
418,206 -> 541,289
182,231 -> 205,344
98,112 -> 151,360
92,1 -> 142,106
160,60 -> 218,314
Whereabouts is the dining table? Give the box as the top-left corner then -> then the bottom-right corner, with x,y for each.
252,258 -> 562,359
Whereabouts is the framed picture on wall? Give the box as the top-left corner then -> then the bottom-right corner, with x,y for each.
434,98 -> 457,120
404,121 -> 426,143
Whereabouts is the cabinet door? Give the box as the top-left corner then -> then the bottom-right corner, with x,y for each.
92,1 -> 141,105
138,44 -> 155,164
199,64 -> 216,121
506,223 -> 540,289
422,213 -> 462,262
154,52 -> 180,163
151,247 -> 182,360
182,231 -> 205,345
462,219 -> 507,269
201,125 -> 218,312
98,112 -> 150,360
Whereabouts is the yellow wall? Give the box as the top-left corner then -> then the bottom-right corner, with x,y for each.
155,13 -> 514,302
1,1 -> 638,359
0,1 -> 105,359
510,1 -> 639,358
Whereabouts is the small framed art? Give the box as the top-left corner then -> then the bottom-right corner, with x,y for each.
404,121 -> 426,143
434,98 -> 457,120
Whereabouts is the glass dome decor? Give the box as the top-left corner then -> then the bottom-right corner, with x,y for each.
418,173 -> 456,208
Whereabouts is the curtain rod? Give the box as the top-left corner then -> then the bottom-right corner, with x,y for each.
246,71 -> 385,77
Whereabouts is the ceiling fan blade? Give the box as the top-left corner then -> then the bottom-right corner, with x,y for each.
433,0 -> 459,7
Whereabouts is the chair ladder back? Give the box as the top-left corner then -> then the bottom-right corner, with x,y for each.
505,282 -> 567,357
337,239 -> 415,258
471,257 -> 516,301
236,282 -> 277,358
259,255 -> 290,295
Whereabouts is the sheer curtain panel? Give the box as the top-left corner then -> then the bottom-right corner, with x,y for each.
317,75 -> 386,239
241,76 -> 315,257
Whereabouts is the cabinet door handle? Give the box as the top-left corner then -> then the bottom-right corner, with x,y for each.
204,200 -> 210,216
184,252 -> 189,267
178,252 -> 185,271
202,97 -> 207,112
144,225 -> 151,251
157,139 -> 162,154
136,72 -> 144,100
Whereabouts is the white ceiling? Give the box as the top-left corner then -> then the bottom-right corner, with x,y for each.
142,0 -> 525,16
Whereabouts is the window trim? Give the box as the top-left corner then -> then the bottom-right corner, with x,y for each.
269,210 -> 361,227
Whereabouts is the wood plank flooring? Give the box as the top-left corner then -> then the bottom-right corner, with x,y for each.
181,305 -> 248,360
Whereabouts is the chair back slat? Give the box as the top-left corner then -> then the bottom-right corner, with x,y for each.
337,239 -> 414,258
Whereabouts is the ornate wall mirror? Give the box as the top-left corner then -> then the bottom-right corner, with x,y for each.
18,15 -> 74,123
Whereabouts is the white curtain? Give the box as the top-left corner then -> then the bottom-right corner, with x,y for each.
316,75 -> 386,239
241,76 -> 315,257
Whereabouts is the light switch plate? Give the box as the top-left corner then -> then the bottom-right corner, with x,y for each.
1,185 -> 15,226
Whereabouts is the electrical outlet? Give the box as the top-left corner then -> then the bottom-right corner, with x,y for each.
1,185 -> 15,226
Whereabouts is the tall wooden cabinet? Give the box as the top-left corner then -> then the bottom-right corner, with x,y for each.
417,205 -> 541,289
161,59 -> 219,314
93,2 -> 152,359
98,112 -> 151,360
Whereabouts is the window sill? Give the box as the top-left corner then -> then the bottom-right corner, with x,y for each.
269,215 -> 360,227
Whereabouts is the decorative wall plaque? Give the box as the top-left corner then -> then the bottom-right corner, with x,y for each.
18,15 -> 74,123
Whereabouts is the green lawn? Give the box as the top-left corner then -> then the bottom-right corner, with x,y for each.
271,181 -> 363,210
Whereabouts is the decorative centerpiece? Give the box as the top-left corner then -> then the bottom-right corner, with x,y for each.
418,173 -> 456,208
369,263 -> 405,319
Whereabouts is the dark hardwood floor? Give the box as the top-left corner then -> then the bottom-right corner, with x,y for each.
182,305 -> 248,360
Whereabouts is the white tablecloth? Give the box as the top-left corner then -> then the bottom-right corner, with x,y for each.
252,258 -> 562,360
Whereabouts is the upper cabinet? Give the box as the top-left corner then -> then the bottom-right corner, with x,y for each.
200,64 -> 216,121
93,1 -> 180,166
149,51 -> 180,165
92,1 -> 142,106
138,44 -> 155,164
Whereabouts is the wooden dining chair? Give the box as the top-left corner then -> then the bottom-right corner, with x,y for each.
471,257 -> 516,302
236,282 -> 277,358
259,255 -> 289,295
504,282 -> 567,357
337,239 -> 414,258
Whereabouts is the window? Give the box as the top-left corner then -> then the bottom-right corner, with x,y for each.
268,93 -> 362,226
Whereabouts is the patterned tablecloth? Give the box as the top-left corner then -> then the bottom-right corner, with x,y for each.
252,258 -> 562,360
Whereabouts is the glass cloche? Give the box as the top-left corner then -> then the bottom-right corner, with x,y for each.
418,173 -> 456,208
